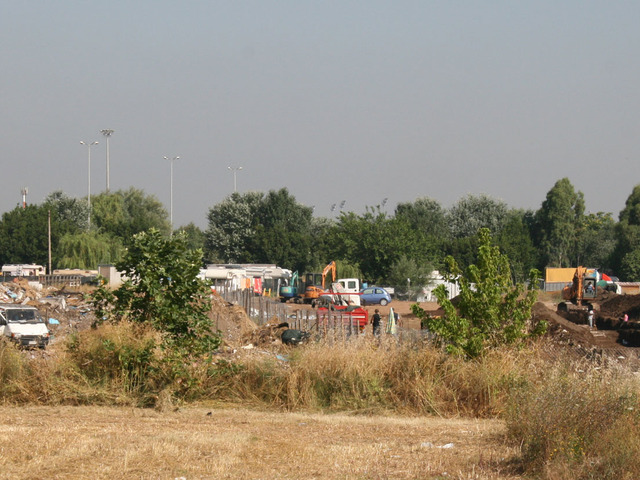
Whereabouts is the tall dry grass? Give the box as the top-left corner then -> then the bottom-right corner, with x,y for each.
4,322 -> 640,478
505,354 -> 640,479
207,335 -> 536,417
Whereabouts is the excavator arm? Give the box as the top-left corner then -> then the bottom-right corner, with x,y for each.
321,261 -> 337,289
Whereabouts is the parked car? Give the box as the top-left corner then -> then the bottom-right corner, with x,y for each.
360,286 -> 391,306
0,303 -> 50,348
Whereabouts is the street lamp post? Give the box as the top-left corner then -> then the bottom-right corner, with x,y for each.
80,141 -> 98,229
227,166 -> 243,193
100,129 -> 114,192
164,156 -> 180,232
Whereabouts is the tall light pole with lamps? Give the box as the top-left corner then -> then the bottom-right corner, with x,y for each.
228,166 -> 243,193
100,129 -> 114,192
80,141 -> 98,229
164,156 -> 180,231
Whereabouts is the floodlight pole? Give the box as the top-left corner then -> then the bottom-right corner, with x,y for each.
101,129 -> 114,192
164,156 -> 180,232
228,166 -> 243,193
80,140 -> 99,229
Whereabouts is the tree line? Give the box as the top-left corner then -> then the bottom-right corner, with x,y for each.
2,178 -> 640,284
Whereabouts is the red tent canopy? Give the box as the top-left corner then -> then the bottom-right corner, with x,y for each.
602,273 -> 612,281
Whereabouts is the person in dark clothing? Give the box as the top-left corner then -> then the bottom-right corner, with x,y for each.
372,309 -> 382,337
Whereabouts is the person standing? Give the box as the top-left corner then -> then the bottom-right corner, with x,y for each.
372,309 -> 381,337
588,308 -> 594,329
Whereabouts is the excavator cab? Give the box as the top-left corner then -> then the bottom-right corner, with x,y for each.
583,277 -> 597,300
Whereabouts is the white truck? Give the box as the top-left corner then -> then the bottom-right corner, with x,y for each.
0,304 -> 50,348
322,278 -> 363,306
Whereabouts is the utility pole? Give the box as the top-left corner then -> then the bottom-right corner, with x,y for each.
101,129 -> 114,192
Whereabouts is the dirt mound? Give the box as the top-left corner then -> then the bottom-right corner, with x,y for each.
533,299 -> 640,362
208,293 -> 258,346
597,292 -> 640,321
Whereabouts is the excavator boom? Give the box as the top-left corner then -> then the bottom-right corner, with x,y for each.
321,261 -> 337,289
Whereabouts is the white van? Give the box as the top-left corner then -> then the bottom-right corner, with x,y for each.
0,304 -> 50,348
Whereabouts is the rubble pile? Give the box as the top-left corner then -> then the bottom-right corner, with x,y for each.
208,293 -> 258,346
0,280 -> 96,341
1,281 -> 297,351
240,322 -> 291,347
207,293 -> 296,350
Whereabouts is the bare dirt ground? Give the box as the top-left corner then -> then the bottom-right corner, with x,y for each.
0,406 -> 520,480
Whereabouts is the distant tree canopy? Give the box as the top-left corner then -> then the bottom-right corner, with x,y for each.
3,178 -> 640,281
447,194 -> 509,239
0,188 -> 170,271
57,232 -> 123,269
205,188 -> 313,272
535,178 -> 585,268
612,185 -> 640,280
92,188 -> 170,239
0,205 -> 56,267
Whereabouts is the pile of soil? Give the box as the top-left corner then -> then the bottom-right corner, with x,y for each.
533,292 -> 640,361
208,293 -> 258,346
596,291 -> 640,321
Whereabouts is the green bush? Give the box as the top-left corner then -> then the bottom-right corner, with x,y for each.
413,228 -> 545,358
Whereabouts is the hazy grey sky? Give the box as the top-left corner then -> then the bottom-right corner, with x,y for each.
2,1 -> 639,228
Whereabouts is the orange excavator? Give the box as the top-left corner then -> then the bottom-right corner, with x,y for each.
558,266 -> 598,313
300,261 -> 336,306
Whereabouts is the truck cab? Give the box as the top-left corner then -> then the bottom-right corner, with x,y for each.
0,304 -> 50,348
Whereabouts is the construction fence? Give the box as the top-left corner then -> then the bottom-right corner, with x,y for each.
218,286 -> 425,344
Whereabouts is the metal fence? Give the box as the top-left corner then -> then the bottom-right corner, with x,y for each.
216,286 -> 427,345
0,274 -> 96,288
219,287 -> 372,340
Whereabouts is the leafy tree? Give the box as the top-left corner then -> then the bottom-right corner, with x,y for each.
307,217 -> 336,269
0,205 -> 56,267
387,255 -> 433,298
612,185 -> 640,280
249,188 -> 313,271
412,228 -> 545,358
204,192 -> 259,263
620,250 -> 640,281
534,178 -> 585,268
43,190 -> 89,232
205,189 -> 313,271
92,188 -> 170,240
330,209 -> 428,284
443,236 -> 480,272
394,197 -> 448,266
176,222 -> 206,252
576,212 -> 616,270
91,229 -> 220,354
496,209 -> 538,283
446,194 -> 508,239
333,259 -> 362,280
395,197 -> 448,238
57,231 -> 123,269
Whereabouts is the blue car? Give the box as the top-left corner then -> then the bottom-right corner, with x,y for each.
360,286 -> 391,306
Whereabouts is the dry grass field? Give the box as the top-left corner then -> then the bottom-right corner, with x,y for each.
0,406 -> 519,480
